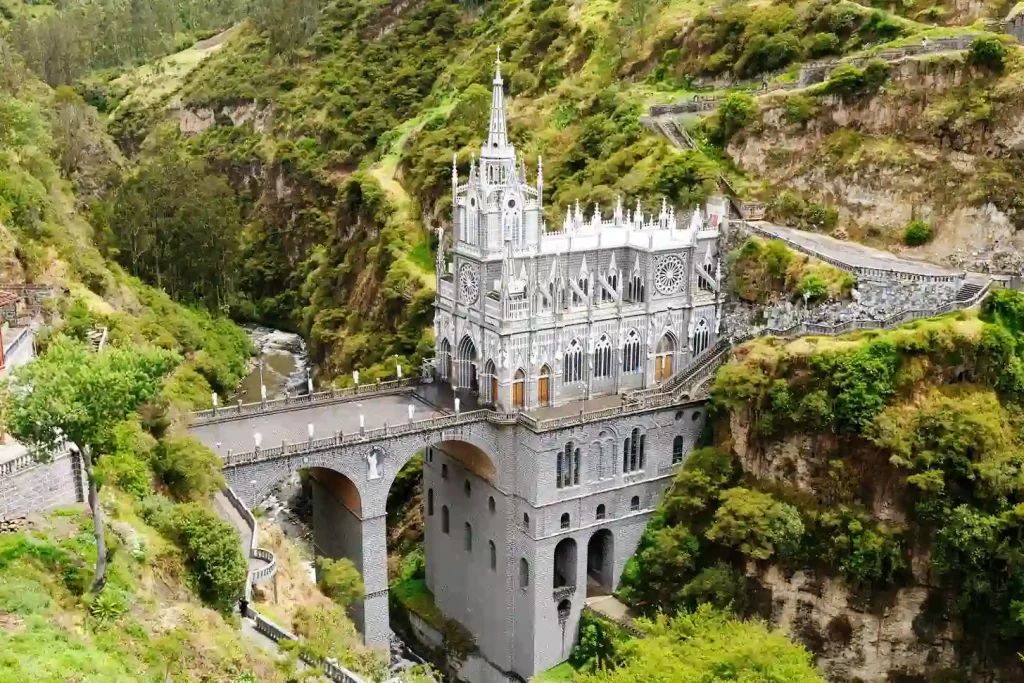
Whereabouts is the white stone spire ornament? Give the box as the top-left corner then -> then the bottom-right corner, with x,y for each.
591,204 -> 601,228
563,208 -> 572,232
635,199 -> 644,229
486,46 -> 510,154
574,200 -> 583,229
614,196 -> 623,225
689,207 -> 702,232
537,156 -> 543,204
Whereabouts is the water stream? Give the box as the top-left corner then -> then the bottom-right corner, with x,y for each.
233,326 -> 424,675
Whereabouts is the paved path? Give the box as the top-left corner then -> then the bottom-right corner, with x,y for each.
192,393 -> 436,457
752,222 -> 962,277
212,491 -> 268,573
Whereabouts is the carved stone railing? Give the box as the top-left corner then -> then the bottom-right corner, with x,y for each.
2,326 -> 33,360
553,585 -> 576,601
188,377 -> 420,426
250,610 -> 368,683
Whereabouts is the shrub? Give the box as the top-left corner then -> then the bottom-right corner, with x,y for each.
570,611 -> 620,670
96,419 -> 157,500
782,94 -> 817,125
706,93 -> 757,146
969,36 -> 1007,73
316,556 -> 365,609
151,436 -> 224,502
798,273 -> 829,301
162,503 -> 247,614
706,488 -> 804,560
903,220 -> 931,246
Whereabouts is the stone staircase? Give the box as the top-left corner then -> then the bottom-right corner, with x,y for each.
956,281 -> 985,302
86,326 -> 107,352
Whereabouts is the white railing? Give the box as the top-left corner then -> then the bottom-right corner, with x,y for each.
3,326 -> 32,360
188,378 -> 420,425
250,608 -> 368,683
505,297 -> 530,319
222,486 -> 278,599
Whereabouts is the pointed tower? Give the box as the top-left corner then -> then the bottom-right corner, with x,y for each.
486,47 -> 510,155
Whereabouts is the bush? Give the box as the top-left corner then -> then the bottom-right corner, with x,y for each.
161,503 -> 247,614
903,220 -> 931,246
706,488 -> 804,560
316,556 -> 365,609
969,36 -> 1007,73
96,419 -> 156,500
781,94 -> 817,125
706,93 -> 757,146
151,436 -> 224,502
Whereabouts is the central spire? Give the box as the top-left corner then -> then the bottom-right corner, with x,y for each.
485,46 -> 509,154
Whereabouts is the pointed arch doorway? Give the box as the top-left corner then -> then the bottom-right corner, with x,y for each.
538,365 -> 551,406
655,334 -> 675,382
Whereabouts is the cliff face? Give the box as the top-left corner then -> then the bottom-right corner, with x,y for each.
730,53 -> 1024,273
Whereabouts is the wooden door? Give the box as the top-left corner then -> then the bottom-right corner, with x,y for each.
664,355 -> 673,379
513,380 -> 525,408
655,357 -> 664,382
491,376 -> 498,404
538,375 -> 550,405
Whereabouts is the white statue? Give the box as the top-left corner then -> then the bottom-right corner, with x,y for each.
367,449 -> 382,480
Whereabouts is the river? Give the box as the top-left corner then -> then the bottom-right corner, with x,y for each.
233,326 -> 425,674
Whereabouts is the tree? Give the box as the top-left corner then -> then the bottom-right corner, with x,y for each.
969,36 -> 1007,73
4,337 -> 178,592
579,605 -> 822,683
903,220 -> 931,246
706,488 -> 804,560
316,556 -> 365,609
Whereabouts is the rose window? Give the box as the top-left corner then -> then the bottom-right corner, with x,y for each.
459,264 -> 479,304
654,255 -> 686,295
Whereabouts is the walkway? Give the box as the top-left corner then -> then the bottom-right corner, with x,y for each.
192,393 -> 438,456
213,491 -> 269,574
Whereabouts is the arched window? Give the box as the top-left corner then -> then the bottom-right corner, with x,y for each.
602,272 -> 619,303
464,479 -> 472,498
698,259 -> 714,291
484,359 -> 497,404
692,318 -> 711,357
594,335 -> 612,378
441,464 -> 448,480
596,504 -> 606,520
624,427 -> 643,473
489,541 -> 497,570
440,338 -> 452,380
655,334 -> 675,382
626,271 -> 644,302
465,523 -> 473,552
488,496 -> 496,513
639,434 -> 646,470
630,496 -> 640,512
538,365 -> 551,406
622,329 -> 641,374
442,506 -> 450,534
523,512 -> 530,529
563,339 -> 584,383
573,446 -> 580,485
512,368 -> 526,409
673,436 -> 684,464
558,442 -> 581,489
520,558 -> 530,588
573,275 -> 589,307
560,512 -> 570,530
427,488 -> 434,516
456,335 -> 478,392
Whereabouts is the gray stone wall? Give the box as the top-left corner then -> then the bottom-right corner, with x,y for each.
0,451 -> 85,520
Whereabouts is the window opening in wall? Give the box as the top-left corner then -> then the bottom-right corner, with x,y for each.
692,318 -> 710,357
513,368 -> 526,409
428,488 -> 434,516
538,365 -> 551,406
655,334 -> 675,382
441,464 -> 448,479
692,410 -> 702,422
594,335 -> 612,378
488,496 -> 496,513
558,442 -> 581,488
563,339 -> 584,383
557,599 -> 571,622
489,541 -> 497,570
624,428 -> 643,473
520,558 -> 530,588
596,504 -> 606,521
523,512 -> 530,529
442,506 -> 450,533
639,434 -> 646,471
699,259 -> 715,291
630,496 -> 640,512
622,436 -> 630,472
464,479 -> 472,497
427,448 -> 433,463
673,436 -> 684,464
626,271 -> 644,302
465,523 -> 473,552
622,329 -> 641,374
440,338 -> 452,380
560,512 -> 570,530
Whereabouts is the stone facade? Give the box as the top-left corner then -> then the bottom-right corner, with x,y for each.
436,56 -> 725,414
0,449 -> 85,520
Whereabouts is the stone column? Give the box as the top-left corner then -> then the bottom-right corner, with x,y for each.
359,512 -> 390,647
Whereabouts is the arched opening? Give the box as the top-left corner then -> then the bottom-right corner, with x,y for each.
484,359 -> 497,405
538,365 -> 551,406
512,368 -> 526,409
673,435 -> 684,464
553,537 -> 577,589
595,504 -> 606,521
520,558 -> 530,588
622,329 -> 641,375
587,529 -> 614,596
593,334 -> 612,378
440,338 -> 452,380
557,598 -> 571,623
655,333 -> 675,382
630,495 -> 640,512
692,318 -> 711,357
489,541 -> 497,570
560,512 -> 570,529
563,338 -> 584,384
456,335 -> 478,393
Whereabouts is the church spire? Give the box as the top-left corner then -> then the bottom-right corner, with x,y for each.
486,46 -> 509,153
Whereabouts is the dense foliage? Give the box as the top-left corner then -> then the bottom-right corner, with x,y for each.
623,294 -> 1024,673
578,605 -> 822,683
729,237 -> 854,305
